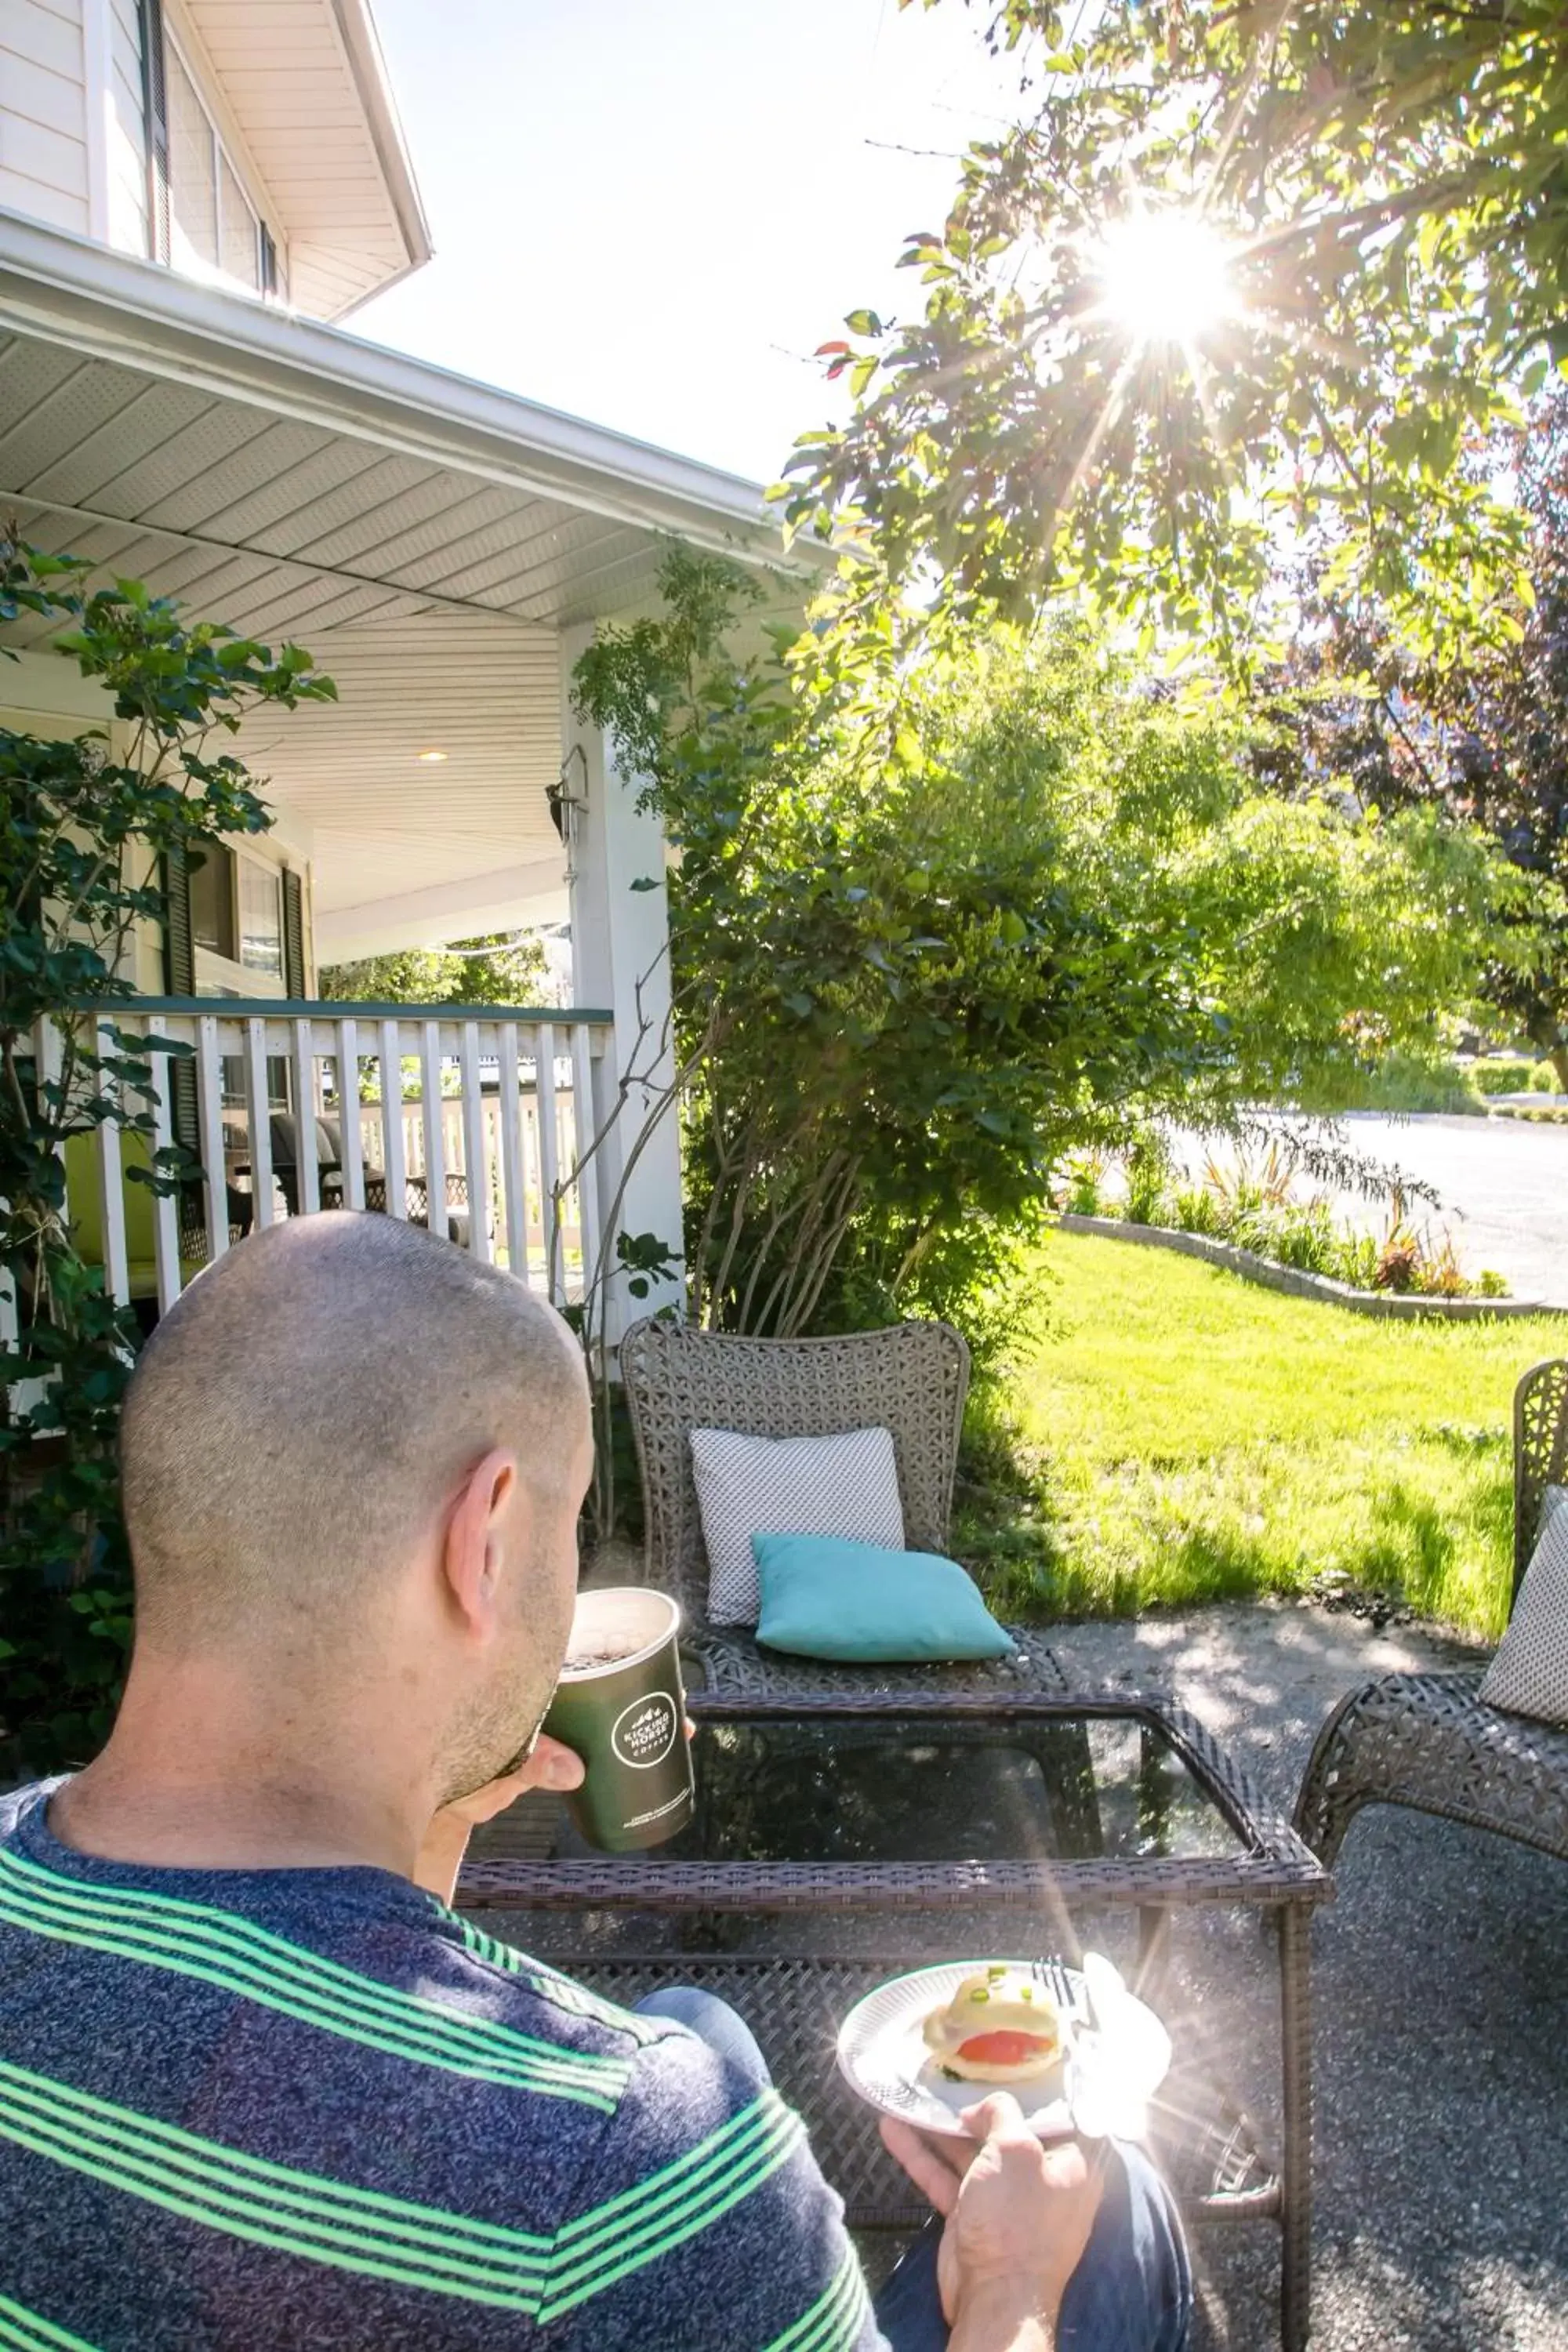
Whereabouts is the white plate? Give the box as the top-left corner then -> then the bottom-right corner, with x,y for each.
835,1957 -> 1172,2143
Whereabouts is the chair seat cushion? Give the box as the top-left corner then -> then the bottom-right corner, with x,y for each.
1480,1487 -> 1568,1727
689,1426 -> 905,1625
753,1534 -> 1014,1662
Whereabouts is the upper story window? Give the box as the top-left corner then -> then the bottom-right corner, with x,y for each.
162,33 -> 278,299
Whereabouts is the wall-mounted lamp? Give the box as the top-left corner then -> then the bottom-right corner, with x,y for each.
548,744 -> 589,884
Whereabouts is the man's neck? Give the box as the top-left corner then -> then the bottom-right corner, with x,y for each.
49,1650 -> 435,1882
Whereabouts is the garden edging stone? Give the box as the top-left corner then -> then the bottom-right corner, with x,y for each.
1054,1214 -> 1567,1319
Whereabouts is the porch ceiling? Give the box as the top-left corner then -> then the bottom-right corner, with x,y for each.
0,214 -> 806,954
0,214 -> 790,642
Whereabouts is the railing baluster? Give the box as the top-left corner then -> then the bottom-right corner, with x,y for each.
379,1019 -> 407,1217
535,1022 -> 561,1306
148,1040 -> 181,1313
245,1018 -> 274,1228
60,998 -> 613,1289
419,1021 -> 445,1242
459,1021 -> 490,1265
291,1019 -> 319,1214
335,1018 -> 365,1209
195,1012 -> 228,1262
498,1023 -> 528,1281
569,1021 -> 601,1312
94,1015 -> 131,1307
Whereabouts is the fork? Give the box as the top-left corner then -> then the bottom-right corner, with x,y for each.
1032,1953 -> 1089,2026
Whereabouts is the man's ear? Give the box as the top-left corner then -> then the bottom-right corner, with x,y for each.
442,1448 -> 524,1638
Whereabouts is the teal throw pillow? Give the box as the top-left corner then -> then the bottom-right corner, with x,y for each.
752,1534 -> 1014,1663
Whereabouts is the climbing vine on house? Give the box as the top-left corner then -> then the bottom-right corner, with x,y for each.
0,535 -> 333,1774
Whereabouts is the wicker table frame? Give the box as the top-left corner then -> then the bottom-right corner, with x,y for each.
459,1690 -> 1331,2352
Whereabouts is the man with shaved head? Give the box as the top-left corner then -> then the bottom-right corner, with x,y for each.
1,1214 -> 1189,2352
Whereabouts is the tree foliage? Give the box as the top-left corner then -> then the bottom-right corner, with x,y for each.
575,547 -> 1514,1347
783,0 -> 1567,665
319,932 -> 554,1007
1257,384 -> 1568,1082
1,537 -> 333,1773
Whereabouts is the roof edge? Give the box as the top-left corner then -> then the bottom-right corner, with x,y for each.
328,0 -> 434,287
0,212 -> 809,568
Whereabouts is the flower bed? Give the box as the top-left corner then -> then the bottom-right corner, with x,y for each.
1053,1142 -> 1515,1303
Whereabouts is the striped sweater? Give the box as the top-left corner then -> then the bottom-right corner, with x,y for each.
0,1781 -> 882,2352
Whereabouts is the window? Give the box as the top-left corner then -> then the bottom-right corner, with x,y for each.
238,855 -> 283,976
165,37 -> 264,293
190,842 -> 283,978
190,841 -> 236,960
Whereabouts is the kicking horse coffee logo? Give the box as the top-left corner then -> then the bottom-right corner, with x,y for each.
611,1690 -> 679,1770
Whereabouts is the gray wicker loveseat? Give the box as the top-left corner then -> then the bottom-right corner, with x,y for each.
1294,1358 -> 1568,1869
619,1316 -> 1063,1699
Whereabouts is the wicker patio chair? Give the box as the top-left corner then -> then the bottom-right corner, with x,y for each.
619,1316 -> 1063,1699
1294,1358 -> 1568,1870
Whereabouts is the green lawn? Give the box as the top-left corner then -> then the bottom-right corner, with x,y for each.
975,1230 -> 1565,1641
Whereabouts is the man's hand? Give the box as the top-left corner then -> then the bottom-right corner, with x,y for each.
881,2096 -> 1103,2347
411,1735 -> 585,1902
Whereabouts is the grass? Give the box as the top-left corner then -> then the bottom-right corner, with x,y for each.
962,1229 -> 1565,1642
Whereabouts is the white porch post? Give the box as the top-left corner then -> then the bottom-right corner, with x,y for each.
560,623 -> 686,1341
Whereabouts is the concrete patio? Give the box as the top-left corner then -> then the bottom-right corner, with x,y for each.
1047,1600 -> 1568,2351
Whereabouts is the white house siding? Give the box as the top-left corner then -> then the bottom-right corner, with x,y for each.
0,0 -> 91,234
105,0 -> 146,253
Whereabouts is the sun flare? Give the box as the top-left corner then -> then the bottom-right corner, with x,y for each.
1096,212 -> 1236,348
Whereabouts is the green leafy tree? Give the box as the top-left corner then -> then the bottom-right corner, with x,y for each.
785,0 -> 1567,665
319,932 -> 554,1007
575,548 -> 1516,1346
1,537 -> 333,1773
1256,386 -> 1568,1082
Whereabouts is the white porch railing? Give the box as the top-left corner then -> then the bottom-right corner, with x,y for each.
60,998 -> 614,1315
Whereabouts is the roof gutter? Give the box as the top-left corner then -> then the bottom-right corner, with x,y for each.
0,212 -> 817,570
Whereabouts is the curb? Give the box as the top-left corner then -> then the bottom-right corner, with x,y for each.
1053,1214 -> 1567,1319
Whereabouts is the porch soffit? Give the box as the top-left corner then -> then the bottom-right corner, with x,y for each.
0,214 -> 794,644
223,612 -> 566,924
0,216 -> 809,951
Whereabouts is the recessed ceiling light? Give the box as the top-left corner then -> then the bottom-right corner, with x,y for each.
416,748 -> 448,763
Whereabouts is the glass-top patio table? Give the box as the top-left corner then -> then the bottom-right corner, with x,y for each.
458,1690 -> 1331,2352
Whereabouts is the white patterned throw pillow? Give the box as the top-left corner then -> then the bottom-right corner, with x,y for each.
1480,1487 -> 1568,1727
689,1426 -> 906,1626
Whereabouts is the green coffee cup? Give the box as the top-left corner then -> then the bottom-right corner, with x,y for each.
541,1588 -> 694,1853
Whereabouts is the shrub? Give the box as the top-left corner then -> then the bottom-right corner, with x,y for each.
1271,1200 -> 1341,1276
1123,1134 -> 1174,1226
1172,1185 -> 1221,1236
1330,1231 -> 1382,1290
1374,1229 -> 1424,1293
1469,1056 -> 1547,1096
1,539 -> 333,1777
1349,1052 -> 1483,1113
1419,1231 -> 1471,1298
1058,1154 -> 1106,1218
